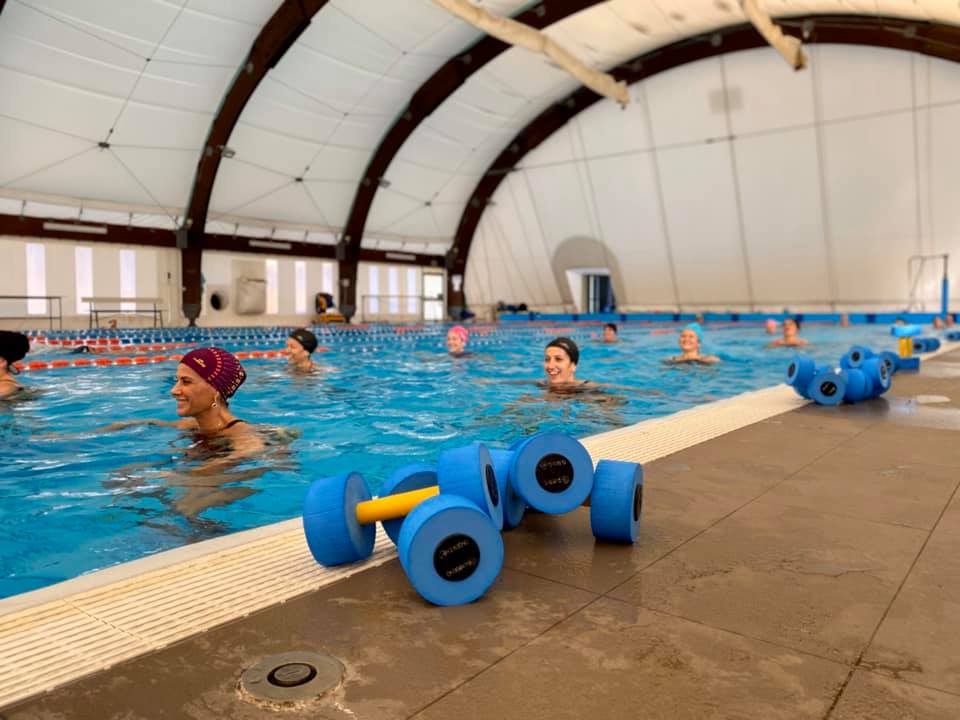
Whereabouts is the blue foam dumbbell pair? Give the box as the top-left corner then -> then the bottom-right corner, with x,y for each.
786,354 -> 890,406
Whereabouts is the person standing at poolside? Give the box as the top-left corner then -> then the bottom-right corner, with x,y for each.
0,331 -> 31,399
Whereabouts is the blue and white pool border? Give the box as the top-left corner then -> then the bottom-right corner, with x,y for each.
0,340 -> 957,709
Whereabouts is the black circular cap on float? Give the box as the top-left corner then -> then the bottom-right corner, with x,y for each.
633,484 -> 643,523
433,533 -> 481,583
535,453 -> 575,494
820,381 -> 838,397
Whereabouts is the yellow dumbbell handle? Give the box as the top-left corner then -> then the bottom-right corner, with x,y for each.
899,337 -> 913,358
355,485 -> 440,525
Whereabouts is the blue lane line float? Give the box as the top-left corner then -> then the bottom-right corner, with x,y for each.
807,368 -> 848,406
589,460 -> 643,543
489,448 -> 527,530
840,345 -> 874,369
303,472 -> 376,566
508,432 -> 594,514
437,443 -> 504,530
379,463 -> 438,545
785,355 -> 817,399
398,494 -> 504,606
947,331 -> 960,342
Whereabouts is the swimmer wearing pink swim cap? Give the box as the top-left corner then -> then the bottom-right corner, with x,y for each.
446,325 -> 469,356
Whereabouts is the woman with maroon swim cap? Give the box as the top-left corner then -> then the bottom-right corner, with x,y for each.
103,348 -> 261,449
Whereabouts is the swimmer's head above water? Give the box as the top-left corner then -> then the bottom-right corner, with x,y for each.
544,336 -> 579,385
602,323 -> 618,343
174,347 -> 246,417
286,328 -> 318,370
447,325 -> 469,355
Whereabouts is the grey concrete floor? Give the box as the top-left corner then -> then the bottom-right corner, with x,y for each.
5,353 -> 960,719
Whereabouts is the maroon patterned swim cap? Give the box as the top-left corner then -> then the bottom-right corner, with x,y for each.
181,347 -> 246,399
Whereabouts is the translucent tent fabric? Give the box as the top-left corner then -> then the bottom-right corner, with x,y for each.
2,0 -> 959,252
464,43 -> 960,311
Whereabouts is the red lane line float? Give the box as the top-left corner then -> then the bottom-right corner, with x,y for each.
73,359 -> 93,366
169,354 -> 183,361
235,351 -> 250,359
152,355 -> 168,363
50,360 -> 70,368
115,357 -> 133,365
250,351 -> 265,358
27,361 -> 49,370
134,357 -> 151,364
95,358 -> 114,366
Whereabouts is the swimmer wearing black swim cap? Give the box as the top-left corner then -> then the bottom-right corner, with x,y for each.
0,330 -> 30,398
286,328 -> 319,371
544,336 -> 580,385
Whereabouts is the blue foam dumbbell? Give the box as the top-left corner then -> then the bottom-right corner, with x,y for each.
840,346 -> 874,369
397,494 -> 504,606
589,460 -> 644,543
807,368 -> 848,406
785,355 -> 817,399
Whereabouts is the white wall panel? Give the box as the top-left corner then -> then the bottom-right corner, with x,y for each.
816,45 -> 913,122
821,112 -> 919,301
930,103 -> 960,259
575,93 -> 652,159
644,57 -> 726,146
734,128 -> 830,303
586,153 -> 674,305
522,164 -> 595,254
724,47 -> 816,135
656,142 -> 748,304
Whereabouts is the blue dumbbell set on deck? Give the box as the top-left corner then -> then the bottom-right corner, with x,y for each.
785,346 -> 893,406
303,432 -> 644,606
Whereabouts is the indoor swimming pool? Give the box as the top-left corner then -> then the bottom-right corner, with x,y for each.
0,321 -> 915,597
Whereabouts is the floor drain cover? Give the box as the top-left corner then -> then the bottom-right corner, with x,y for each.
241,651 -> 343,703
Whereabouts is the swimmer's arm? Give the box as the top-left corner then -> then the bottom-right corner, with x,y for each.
99,419 -> 190,432
0,381 -> 20,399
191,428 -> 265,475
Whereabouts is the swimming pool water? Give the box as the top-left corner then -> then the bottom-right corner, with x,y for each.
0,322 -> 909,598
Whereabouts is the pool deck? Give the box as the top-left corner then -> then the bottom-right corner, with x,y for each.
4,349 -> 960,719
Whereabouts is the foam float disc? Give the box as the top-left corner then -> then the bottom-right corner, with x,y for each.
842,368 -> 871,403
840,345 -> 874,369
508,432 -> 594,514
807,368 -> 848,406
861,356 -> 891,396
879,351 -> 900,375
785,355 -> 816,398
437,443 -> 503,530
489,448 -> 526,530
397,494 -> 504,606
590,460 -> 643,544
303,472 -> 376,566
379,463 -> 437,545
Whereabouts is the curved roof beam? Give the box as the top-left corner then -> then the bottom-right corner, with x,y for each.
182,0 -> 329,235
335,0 -> 603,316
446,14 -> 960,314
178,0 -> 329,323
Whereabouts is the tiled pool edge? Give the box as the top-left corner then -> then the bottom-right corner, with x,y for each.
1,342 -> 955,710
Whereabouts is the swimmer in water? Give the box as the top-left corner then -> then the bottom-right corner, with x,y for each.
666,323 -> 719,364
601,323 -> 619,343
101,347 -> 263,461
764,318 -> 778,335
0,331 -> 30,399
767,316 -> 809,348
286,328 -> 319,372
446,325 -> 471,357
